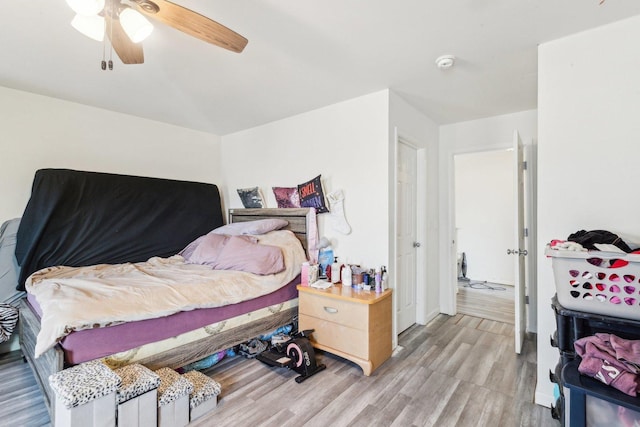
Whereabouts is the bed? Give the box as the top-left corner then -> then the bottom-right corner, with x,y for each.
16,169 -> 313,416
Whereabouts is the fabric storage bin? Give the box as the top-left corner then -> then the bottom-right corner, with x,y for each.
182,370 -> 221,421
113,364 -> 160,427
49,360 -> 121,427
547,247 -> 640,320
562,360 -> 640,427
155,368 -> 193,427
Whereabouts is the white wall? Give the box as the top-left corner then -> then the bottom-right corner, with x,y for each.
439,110 -> 537,320
221,90 -> 439,347
0,86 -> 223,354
0,86 -> 223,225
455,149 -> 514,285
220,90 -> 390,271
536,15 -> 640,407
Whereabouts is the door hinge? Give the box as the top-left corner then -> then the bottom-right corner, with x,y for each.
523,161 -> 528,170
524,228 -> 529,238
525,295 -> 530,305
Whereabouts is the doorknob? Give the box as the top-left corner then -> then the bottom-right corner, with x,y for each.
413,242 -> 421,248
507,249 -> 528,256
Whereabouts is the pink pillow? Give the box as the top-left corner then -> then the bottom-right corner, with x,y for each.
183,233 -> 284,275
273,187 -> 301,208
213,235 -> 285,275
187,234 -> 233,266
179,235 -> 206,259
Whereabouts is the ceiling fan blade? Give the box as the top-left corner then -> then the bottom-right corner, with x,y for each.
131,0 -> 248,53
105,15 -> 145,64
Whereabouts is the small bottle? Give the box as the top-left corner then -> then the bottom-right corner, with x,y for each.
301,262 -> 310,286
381,266 -> 388,291
342,263 -> 352,288
331,257 -> 341,284
375,267 -> 382,293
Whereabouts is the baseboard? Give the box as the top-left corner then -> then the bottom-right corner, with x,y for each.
422,308 -> 440,325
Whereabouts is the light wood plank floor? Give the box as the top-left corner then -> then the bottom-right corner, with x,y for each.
457,280 -> 515,325
0,314 -> 558,427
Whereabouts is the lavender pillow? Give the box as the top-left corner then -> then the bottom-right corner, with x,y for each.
185,233 -> 234,266
210,219 -> 288,236
184,233 -> 283,275
272,187 -> 301,208
212,235 -> 285,275
179,235 -> 206,260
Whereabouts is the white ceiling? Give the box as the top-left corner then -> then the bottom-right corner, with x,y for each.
2,1 -> 640,135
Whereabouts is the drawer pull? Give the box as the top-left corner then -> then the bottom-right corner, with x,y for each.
324,306 -> 338,314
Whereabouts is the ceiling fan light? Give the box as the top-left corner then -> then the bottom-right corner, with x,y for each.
65,0 -> 105,16
120,9 -> 154,43
71,14 -> 105,42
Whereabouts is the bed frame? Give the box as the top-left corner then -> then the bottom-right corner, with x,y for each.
18,207 -> 311,417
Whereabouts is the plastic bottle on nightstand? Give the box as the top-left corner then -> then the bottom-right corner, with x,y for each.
331,257 -> 341,284
342,263 -> 352,288
381,266 -> 388,291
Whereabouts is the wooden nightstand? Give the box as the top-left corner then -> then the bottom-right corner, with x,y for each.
297,284 -> 392,376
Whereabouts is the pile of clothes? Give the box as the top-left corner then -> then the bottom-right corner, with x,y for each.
575,333 -> 640,396
550,229 -> 639,254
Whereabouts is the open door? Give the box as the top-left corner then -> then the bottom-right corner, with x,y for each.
512,130 -> 527,354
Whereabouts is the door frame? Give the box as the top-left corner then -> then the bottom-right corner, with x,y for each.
443,140 -> 536,334
392,127 -> 428,347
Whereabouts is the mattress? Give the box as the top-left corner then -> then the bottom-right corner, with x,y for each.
27,279 -> 299,365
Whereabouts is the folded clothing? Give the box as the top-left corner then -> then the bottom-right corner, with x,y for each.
575,333 -> 640,396
550,239 -> 587,252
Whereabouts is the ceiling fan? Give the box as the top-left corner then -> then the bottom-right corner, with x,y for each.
66,0 -> 248,68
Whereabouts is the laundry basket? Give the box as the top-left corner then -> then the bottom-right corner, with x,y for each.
546,246 -> 640,320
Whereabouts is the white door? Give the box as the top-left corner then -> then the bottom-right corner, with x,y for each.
512,130 -> 527,354
396,141 -> 418,333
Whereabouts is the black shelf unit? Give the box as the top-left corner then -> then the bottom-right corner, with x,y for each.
550,295 -> 640,426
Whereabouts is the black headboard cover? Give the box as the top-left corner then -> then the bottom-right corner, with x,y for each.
15,169 -> 224,291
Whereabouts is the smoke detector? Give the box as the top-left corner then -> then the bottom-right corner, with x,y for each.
435,55 -> 455,69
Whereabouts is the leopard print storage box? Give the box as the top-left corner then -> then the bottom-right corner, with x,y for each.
113,364 -> 161,427
48,360 -> 121,427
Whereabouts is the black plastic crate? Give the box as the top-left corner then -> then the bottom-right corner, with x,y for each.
552,295 -> 640,354
562,360 -> 640,427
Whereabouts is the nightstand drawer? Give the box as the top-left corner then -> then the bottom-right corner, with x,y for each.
299,293 -> 367,330
299,314 -> 368,359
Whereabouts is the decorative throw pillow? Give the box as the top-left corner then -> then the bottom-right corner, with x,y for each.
237,187 -> 265,208
272,187 -> 301,208
297,175 -> 328,213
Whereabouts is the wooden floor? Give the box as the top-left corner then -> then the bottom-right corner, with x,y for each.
0,351 -> 50,426
0,313 -> 558,427
457,280 -> 515,325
